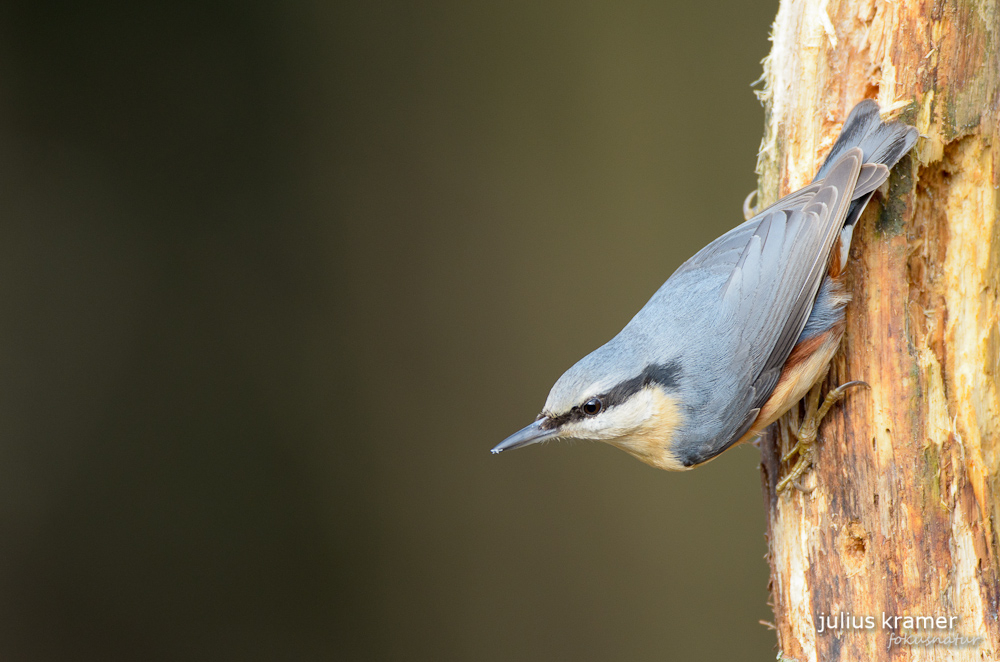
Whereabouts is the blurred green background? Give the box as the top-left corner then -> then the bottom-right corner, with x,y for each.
0,1 -> 780,660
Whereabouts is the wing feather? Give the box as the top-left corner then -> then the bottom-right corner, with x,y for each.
687,148 -> 864,449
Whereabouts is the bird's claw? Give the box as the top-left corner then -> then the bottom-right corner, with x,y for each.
776,380 -> 868,493
743,189 -> 759,220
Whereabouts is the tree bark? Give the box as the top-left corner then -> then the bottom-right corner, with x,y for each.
755,1 -> 1000,660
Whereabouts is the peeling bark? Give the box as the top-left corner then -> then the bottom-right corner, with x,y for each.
755,0 -> 1000,660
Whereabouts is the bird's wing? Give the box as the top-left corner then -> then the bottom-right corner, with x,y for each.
673,160 -> 885,280
671,185 -> 820,279
690,149 -> 865,450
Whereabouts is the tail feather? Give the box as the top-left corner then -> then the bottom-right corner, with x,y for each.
815,100 -> 919,243
813,99 -> 918,182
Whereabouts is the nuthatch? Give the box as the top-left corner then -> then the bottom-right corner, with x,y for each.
492,100 -> 917,482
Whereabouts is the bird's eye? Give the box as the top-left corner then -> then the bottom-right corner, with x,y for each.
582,398 -> 603,416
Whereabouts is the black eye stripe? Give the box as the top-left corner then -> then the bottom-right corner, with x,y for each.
539,361 -> 681,430
600,361 -> 680,409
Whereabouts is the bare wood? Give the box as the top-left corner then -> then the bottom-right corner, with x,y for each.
755,0 -> 1000,660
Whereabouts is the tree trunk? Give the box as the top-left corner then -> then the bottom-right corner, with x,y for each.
755,1 -> 1000,660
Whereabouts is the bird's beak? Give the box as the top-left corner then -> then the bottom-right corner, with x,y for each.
491,418 -> 559,454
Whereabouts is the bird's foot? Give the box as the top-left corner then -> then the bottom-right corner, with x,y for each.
776,380 -> 868,493
742,190 -> 759,220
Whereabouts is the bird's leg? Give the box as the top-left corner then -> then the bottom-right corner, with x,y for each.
777,379 -> 868,493
742,189 -> 759,221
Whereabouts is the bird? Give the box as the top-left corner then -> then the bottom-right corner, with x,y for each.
491,100 -> 918,489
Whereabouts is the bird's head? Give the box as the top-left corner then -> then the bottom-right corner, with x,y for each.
492,349 -> 687,471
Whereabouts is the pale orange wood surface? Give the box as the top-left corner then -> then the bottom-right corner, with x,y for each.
754,0 -> 1000,660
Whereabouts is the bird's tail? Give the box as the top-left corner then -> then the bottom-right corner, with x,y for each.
812,99 -> 918,182
814,101 -> 919,273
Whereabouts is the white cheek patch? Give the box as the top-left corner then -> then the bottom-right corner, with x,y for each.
561,389 -> 661,441
555,386 -> 685,471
